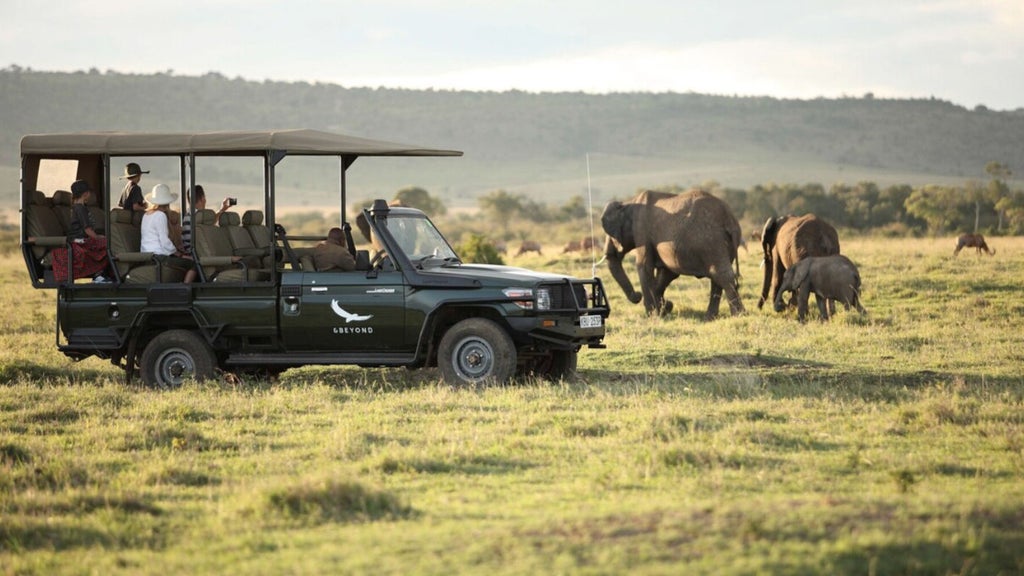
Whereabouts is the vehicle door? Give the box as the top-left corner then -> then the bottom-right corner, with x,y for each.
279,269 -> 410,353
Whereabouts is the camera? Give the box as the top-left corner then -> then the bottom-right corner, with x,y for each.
227,197 -> 237,206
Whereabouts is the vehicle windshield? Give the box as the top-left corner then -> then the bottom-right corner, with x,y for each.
385,215 -> 459,264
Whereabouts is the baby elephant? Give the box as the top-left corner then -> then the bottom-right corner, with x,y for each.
774,255 -> 866,322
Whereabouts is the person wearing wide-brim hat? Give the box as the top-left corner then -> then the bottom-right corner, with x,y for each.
117,162 -> 150,213
141,183 -> 197,283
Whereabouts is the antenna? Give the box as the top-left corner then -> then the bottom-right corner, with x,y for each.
586,153 -> 598,278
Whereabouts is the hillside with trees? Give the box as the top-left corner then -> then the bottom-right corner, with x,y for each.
3,67 -> 1024,236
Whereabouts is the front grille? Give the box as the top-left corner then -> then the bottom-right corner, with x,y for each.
542,279 -> 607,313
549,283 -> 588,310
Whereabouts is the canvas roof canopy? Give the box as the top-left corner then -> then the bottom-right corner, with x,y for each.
20,129 -> 463,157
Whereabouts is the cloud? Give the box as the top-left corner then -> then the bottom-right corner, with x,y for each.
336,39 -> 872,99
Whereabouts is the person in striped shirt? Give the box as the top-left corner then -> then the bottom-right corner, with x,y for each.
182,185 -> 232,252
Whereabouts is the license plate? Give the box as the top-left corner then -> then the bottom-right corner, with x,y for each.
579,314 -> 602,328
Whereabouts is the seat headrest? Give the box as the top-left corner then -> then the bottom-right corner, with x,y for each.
52,190 -> 72,206
242,210 -> 263,226
31,190 -> 49,205
196,208 -> 218,225
112,208 -> 133,224
219,211 -> 241,226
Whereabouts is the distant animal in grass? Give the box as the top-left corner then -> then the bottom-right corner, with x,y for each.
493,240 -> 507,254
953,233 -> 994,256
581,236 -> 597,251
516,240 -> 542,256
562,239 -> 581,253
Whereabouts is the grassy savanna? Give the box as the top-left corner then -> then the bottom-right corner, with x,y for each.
2,232 -> 1023,574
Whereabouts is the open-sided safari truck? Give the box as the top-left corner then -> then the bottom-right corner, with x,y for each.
20,129 -> 609,388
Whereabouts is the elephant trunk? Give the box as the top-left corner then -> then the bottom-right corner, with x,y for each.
758,253 -> 774,309
604,236 -> 641,304
773,289 -> 787,313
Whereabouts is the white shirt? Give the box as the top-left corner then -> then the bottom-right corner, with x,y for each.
140,210 -> 178,256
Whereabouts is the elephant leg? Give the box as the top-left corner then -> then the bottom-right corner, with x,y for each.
652,267 -> 677,316
796,282 -> 811,322
710,269 -> 744,318
635,247 -> 660,315
816,294 -> 829,321
706,282 -> 724,320
853,292 -> 867,315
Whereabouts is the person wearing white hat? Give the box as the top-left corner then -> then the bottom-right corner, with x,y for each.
141,183 -> 197,283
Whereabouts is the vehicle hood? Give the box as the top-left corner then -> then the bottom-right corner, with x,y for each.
421,263 -> 580,285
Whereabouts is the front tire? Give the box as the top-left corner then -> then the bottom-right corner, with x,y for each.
139,329 -> 216,389
438,318 -> 516,386
546,349 -> 578,381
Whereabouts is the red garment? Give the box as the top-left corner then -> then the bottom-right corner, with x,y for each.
51,236 -> 109,282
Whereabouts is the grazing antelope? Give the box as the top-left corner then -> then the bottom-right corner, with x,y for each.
562,239 -> 582,253
516,240 -> 542,256
953,233 -> 995,256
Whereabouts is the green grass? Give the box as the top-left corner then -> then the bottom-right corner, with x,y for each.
2,235 -> 1024,574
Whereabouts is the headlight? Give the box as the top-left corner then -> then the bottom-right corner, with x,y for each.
536,287 -> 551,311
503,287 -> 534,310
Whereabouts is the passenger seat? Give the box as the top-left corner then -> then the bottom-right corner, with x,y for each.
24,190 -> 67,269
51,190 -> 73,233
241,210 -> 279,268
219,211 -> 271,269
194,209 -> 255,282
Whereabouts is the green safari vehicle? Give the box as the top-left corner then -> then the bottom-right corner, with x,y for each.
19,129 -> 610,387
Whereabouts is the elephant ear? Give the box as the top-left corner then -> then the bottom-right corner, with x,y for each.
761,216 -> 781,259
789,259 -> 811,290
601,201 -> 634,252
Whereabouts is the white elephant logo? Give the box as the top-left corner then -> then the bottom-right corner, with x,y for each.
330,299 -> 373,323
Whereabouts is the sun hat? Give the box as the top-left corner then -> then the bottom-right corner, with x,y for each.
146,183 -> 178,206
119,162 -> 150,179
70,179 -> 92,197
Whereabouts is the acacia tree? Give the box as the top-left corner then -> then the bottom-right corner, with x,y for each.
478,189 -> 523,234
985,162 -> 1012,231
995,190 -> 1024,233
394,186 -> 447,217
905,185 -> 963,235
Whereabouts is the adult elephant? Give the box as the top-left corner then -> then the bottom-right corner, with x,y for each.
758,214 -> 840,311
602,189 -> 744,320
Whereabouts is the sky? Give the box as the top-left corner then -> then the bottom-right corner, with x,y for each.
3,0 -> 1023,110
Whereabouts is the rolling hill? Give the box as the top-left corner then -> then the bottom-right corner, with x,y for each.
2,67 -> 1023,210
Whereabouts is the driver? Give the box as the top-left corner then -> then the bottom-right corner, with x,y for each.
313,227 -> 356,272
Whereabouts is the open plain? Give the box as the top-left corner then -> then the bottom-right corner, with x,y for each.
2,233 -> 1023,574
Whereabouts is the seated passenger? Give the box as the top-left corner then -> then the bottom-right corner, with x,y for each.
313,227 -> 356,272
141,184 -> 197,283
58,179 -> 113,283
182,184 -> 232,252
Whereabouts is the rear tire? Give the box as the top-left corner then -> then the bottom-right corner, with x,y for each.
438,318 -> 516,386
139,330 -> 216,390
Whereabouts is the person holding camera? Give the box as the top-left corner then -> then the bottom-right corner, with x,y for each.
141,184 -> 197,283
182,184 -> 234,252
